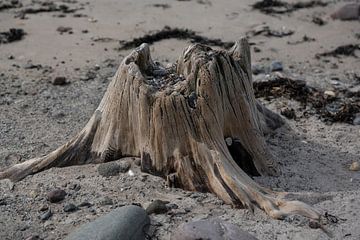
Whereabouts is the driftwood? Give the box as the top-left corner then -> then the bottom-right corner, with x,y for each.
0,39 -> 321,220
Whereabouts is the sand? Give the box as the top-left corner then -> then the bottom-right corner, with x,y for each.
0,0 -> 359,239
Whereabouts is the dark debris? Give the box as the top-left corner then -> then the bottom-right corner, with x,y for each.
252,0 -> 328,15
0,28 -> 25,44
253,73 -> 360,123
118,26 -> 234,50
316,44 -> 360,58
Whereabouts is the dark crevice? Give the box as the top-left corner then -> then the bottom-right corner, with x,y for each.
227,139 -> 260,177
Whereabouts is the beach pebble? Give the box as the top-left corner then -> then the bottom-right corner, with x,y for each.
331,4 -> 360,21
270,61 -> 283,72
252,64 -> 266,75
309,221 -> 321,229
57,26 -> 73,33
353,114 -> 360,125
225,137 -> 233,146
40,209 -> 52,221
324,90 -> 336,98
146,200 -> 169,215
119,161 -> 131,173
52,76 -> 67,85
97,162 -> 120,177
171,218 -> 258,240
99,196 -> 114,206
349,161 -> 359,171
24,235 -> 40,240
134,158 -> 141,166
65,205 -> 150,240
47,189 -> 66,203
64,203 -> 78,212
78,201 -> 92,208
39,205 -> 49,211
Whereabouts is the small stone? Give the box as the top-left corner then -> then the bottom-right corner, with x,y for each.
65,205 -> 150,240
347,85 -> 360,98
57,26 -> 73,33
8,55 -> 14,60
78,201 -> 92,207
97,162 -> 120,177
39,205 -> 49,211
353,113 -> 360,125
40,209 -> 52,221
270,61 -> 283,72
119,161 -> 131,173
349,161 -> 359,171
225,137 -> 232,146
0,198 -> 7,206
331,4 -> 360,21
52,76 -> 67,85
187,92 -> 197,108
69,183 -> 81,191
83,70 -> 96,81
99,196 -> 114,206
166,203 -> 179,210
312,16 -> 326,26
23,62 -> 39,69
324,90 -> 336,98
24,235 -> 40,240
133,158 -> 141,166
64,203 -> 78,212
146,200 -> 169,215
47,189 -> 66,203
280,107 -> 296,119
44,221 -> 53,228
252,64 -> 266,75
184,207 -> 191,213
309,220 -> 321,229
253,46 -> 261,52
171,218 -> 258,240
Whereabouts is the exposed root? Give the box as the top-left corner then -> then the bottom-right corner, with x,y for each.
0,111 -> 102,182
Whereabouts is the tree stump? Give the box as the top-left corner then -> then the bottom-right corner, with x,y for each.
0,39 -> 321,220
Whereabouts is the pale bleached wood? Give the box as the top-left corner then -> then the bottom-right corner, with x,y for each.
0,39 -> 320,220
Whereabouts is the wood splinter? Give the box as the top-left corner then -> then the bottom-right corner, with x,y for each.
0,38 -> 322,221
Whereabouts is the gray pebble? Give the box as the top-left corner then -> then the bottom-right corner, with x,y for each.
97,162 -> 120,177
47,189 -> 66,203
252,64 -> 266,75
171,218 -> 258,240
52,76 -> 67,85
64,203 -> 78,212
40,209 -> 52,221
134,158 -> 141,166
78,201 -> 92,208
118,161 -> 131,173
353,113 -> 360,125
99,196 -> 114,206
65,205 -> 150,240
146,200 -> 169,215
270,61 -> 283,72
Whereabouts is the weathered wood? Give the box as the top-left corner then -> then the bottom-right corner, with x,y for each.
0,38 -> 320,220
